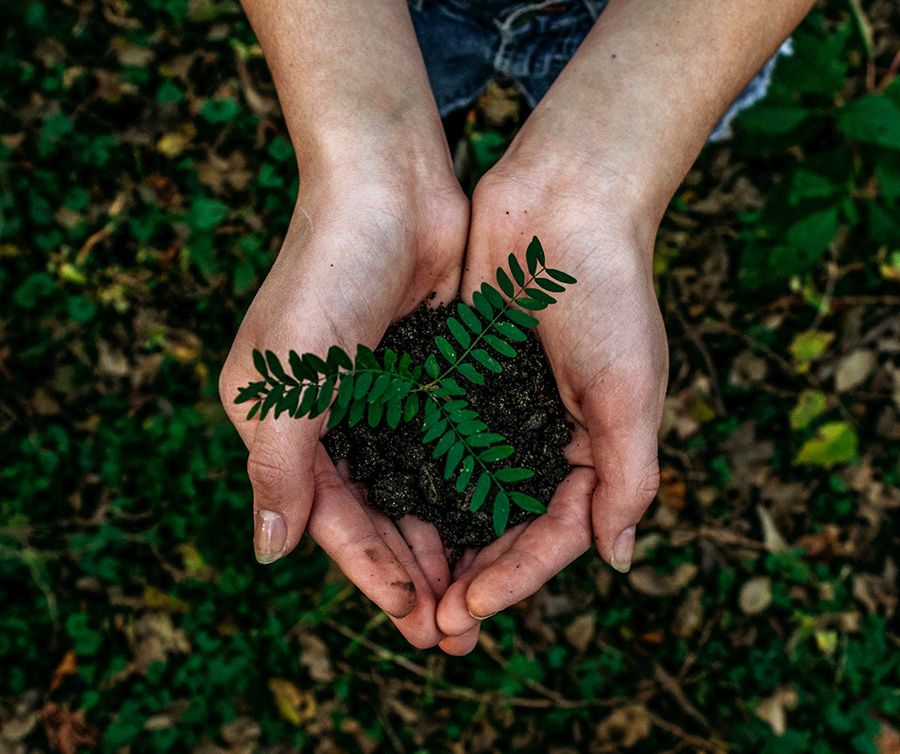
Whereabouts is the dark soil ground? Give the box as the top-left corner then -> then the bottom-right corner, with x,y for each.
323,297 -> 573,553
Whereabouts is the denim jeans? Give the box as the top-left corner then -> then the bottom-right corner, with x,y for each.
408,0 -> 791,141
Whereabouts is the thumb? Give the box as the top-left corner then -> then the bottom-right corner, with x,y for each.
220,351 -> 322,566
246,416 -> 321,564
583,388 -> 661,574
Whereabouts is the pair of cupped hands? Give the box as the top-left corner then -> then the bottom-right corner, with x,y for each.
219,134 -> 669,655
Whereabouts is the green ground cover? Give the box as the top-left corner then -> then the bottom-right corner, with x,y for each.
1,0 -> 898,751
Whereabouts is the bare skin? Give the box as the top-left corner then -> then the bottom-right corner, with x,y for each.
222,0 -> 815,654
220,0 -> 465,647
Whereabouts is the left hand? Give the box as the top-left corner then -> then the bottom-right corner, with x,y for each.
434,156 -> 670,655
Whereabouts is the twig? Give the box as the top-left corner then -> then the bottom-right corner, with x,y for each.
647,712 -> 726,754
847,0 -> 875,59
477,632 -> 587,708
651,662 -> 712,732
666,282 -> 726,416
327,619 -> 626,710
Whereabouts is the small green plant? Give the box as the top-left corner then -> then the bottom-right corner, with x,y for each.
235,237 -> 576,535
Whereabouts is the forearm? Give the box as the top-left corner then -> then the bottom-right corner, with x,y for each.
240,0 -> 452,181
501,0 -> 814,231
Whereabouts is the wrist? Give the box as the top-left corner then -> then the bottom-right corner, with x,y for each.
296,114 -> 458,200
480,139 -> 662,271
500,115 -> 672,238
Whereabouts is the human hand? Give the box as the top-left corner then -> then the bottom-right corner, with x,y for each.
435,159 -> 669,654
219,156 -> 468,648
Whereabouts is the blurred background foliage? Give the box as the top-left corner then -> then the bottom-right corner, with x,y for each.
1,0 -> 898,752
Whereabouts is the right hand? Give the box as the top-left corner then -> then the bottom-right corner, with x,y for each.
219,158 -> 469,648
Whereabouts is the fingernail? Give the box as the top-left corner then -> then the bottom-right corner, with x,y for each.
254,509 -> 287,564
468,608 -> 497,621
611,525 -> 636,573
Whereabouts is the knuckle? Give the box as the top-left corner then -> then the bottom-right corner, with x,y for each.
549,506 -> 593,548
218,363 -> 238,414
333,532 -> 383,564
636,461 -> 661,506
218,355 -> 254,424
407,633 -> 441,650
246,451 -> 290,495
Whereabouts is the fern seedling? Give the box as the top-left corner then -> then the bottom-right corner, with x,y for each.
234,236 -> 577,536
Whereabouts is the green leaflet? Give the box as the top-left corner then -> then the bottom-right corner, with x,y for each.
455,456 -> 476,492
481,282 -> 505,309
484,334 -> 516,358
252,349 -> 269,379
525,236 -> 545,272
505,308 -> 539,328
443,441 -> 465,479
509,491 -> 546,514
435,336 -> 457,364
265,350 -> 296,385
353,372 -> 374,400
457,302 -> 483,333
508,253 -> 525,286
472,290 -> 494,318
385,397 -> 402,429
447,317 -> 471,349
492,491 -> 510,536
494,467 -> 534,483
471,348 -> 502,374
457,363 -> 485,385
496,266 -> 515,296
470,473 -> 491,512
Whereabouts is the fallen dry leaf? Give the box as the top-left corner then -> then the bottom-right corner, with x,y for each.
594,704 -> 652,748
267,679 -> 316,726
739,577 -> 773,615
49,650 -> 77,692
877,719 -> 900,754
658,466 -> 687,511
298,632 -> 334,683
755,686 -> 798,735
628,563 -> 698,597
41,703 -> 98,754
563,612 -> 596,653
1,690 -> 41,746
128,611 -> 191,671
673,587 -> 704,638
834,349 -> 876,392
757,504 -> 789,552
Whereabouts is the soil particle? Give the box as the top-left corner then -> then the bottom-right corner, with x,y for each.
323,297 -> 572,554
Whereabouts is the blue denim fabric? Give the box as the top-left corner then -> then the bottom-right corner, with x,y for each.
408,0 -> 791,141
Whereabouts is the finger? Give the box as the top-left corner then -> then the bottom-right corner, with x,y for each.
308,446 -> 417,619
564,424 -> 592,467
438,625 -> 481,656
334,470 -> 439,646
334,458 -> 369,502
436,523 -> 528,637
397,516 -> 452,599
465,468 -> 594,619
451,547 -> 478,581
583,388 -> 662,574
337,463 -> 451,605
363,509 -> 443,649
246,414 -> 322,564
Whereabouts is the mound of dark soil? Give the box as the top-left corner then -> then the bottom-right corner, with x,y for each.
323,298 -> 572,553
